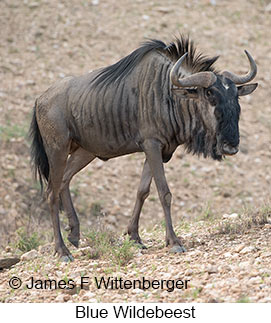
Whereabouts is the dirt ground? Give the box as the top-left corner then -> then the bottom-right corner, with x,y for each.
0,0 -> 271,303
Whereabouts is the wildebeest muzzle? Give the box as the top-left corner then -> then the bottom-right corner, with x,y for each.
221,142 -> 239,155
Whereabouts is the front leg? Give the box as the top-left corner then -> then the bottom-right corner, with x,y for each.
127,159 -> 152,248
142,139 -> 186,253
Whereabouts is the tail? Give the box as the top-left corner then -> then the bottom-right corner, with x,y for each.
29,100 -> 49,193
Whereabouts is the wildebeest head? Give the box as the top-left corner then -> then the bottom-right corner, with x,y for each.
171,51 -> 258,160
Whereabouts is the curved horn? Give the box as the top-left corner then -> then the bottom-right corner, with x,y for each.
170,53 -> 217,88
222,50 -> 257,84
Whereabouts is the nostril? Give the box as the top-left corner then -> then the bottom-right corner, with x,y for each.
222,142 -> 239,155
222,142 -> 230,149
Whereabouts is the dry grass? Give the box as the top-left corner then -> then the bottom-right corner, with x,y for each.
215,206 -> 271,236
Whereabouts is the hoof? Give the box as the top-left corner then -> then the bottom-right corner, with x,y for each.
68,236 -> 79,248
136,242 -> 147,249
60,254 -> 74,262
169,245 -> 186,253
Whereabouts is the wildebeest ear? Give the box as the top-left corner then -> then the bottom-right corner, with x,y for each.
172,88 -> 199,99
237,83 -> 258,96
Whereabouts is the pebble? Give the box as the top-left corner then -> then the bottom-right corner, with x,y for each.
133,288 -> 144,294
64,295 -> 71,302
222,213 -> 239,219
28,2 -> 39,9
38,244 -> 53,255
223,252 -> 232,258
64,285 -> 78,296
206,265 -> 218,274
239,246 -> 256,254
78,247 -> 93,256
249,276 -> 262,284
55,294 -> 65,302
21,249 -> 39,261
261,252 -> 271,258
249,271 -> 259,278
238,261 -> 251,269
205,283 -> 214,289
82,291 -> 96,301
156,7 -> 172,14
142,15 -> 150,21
185,268 -> 193,276
235,244 -> 246,253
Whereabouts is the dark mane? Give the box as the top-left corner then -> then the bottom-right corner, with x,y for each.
164,36 -> 219,73
92,36 -> 219,87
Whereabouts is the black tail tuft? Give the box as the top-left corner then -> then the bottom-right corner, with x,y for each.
29,100 -> 49,193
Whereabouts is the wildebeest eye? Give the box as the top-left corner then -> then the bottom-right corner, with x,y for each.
206,89 -> 217,105
206,89 -> 212,97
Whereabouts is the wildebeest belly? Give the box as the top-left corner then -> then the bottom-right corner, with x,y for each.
69,120 -> 143,159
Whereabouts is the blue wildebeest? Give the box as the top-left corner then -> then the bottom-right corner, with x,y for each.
29,36 -> 257,261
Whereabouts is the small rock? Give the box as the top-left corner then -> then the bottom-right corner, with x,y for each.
55,294 -> 65,302
94,159 -> 104,169
106,215 -> 116,224
133,288 -> 144,294
21,249 -> 39,261
28,2 -> 39,9
205,283 -> 214,289
82,291 -> 96,301
231,253 -> 239,260
238,261 -> 251,269
206,265 -> 218,274
224,252 -> 232,258
78,247 -> 93,256
239,246 -> 256,254
38,244 -> 54,255
64,285 -> 78,295
249,276 -> 262,284
261,252 -> 271,258
265,3 -> 271,12
79,289 -> 86,297
260,297 -> 271,302
142,15 -> 150,21
26,80 -> 35,86
235,244 -> 246,253
156,7 -> 172,14
249,271 -> 259,278
135,251 -> 143,257
63,295 -> 71,302
255,257 -> 262,264
223,192 -> 231,198
223,213 -> 239,219
185,268 -> 193,276
88,298 -> 97,303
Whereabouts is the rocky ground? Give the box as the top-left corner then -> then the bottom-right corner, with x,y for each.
0,0 -> 271,302
1,210 -> 271,303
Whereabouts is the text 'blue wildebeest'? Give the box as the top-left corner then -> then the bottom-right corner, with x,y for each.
29,36 -> 258,261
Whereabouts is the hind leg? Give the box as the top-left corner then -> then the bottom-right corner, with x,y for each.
46,143 -> 73,261
60,147 -> 96,248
